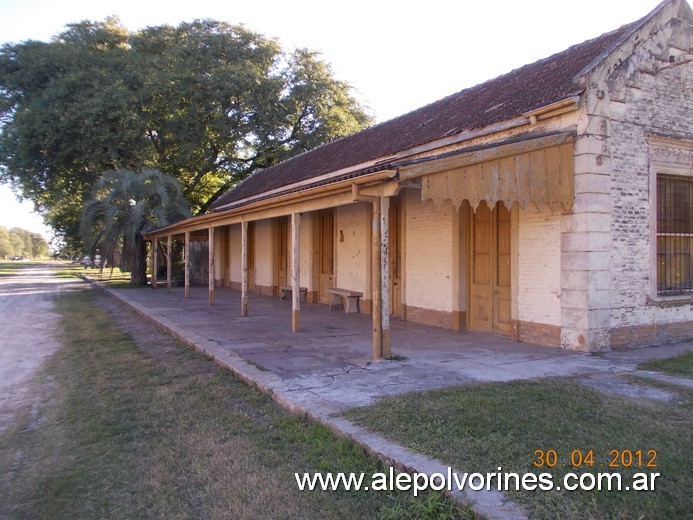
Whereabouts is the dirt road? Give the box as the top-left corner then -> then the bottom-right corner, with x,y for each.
0,264 -> 84,431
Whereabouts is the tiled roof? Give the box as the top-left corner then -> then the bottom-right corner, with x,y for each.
211,8 -> 652,211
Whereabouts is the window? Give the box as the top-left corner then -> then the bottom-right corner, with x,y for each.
657,174 -> 693,295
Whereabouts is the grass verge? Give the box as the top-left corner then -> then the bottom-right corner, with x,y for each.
344,378 -> 692,520
0,290 -> 474,519
56,264 -> 134,287
0,260 -> 53,275
639,350 -> 693,377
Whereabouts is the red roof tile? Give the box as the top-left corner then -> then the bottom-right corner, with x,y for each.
211,9 -> 652,211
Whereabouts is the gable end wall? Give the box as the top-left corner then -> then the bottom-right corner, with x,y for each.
607,12 -> 693,346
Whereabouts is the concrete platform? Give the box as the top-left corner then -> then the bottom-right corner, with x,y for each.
104,283 -> 692,520
109,284 -> 691,409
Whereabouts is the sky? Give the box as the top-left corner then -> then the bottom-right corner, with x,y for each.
0,0 -> 663,240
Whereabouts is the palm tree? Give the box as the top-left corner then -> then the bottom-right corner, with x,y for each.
81,169 -> 191,285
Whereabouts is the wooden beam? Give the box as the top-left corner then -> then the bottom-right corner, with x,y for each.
399,131 -> 575,180
184,231 -> 190,299
166,235 -> 172,292
151,238 -> 158,289
380,196 -> 391,358
291,212 -> 301,332
208,227 -> 215,306
241,221 -> 248,317
144,175 -> 395,240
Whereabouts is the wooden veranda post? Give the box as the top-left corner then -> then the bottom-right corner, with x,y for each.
208,227 -> 215,306
352,184 -> 384,361
241,221 -> 248,317
166,235 -> 172,292
291,212 -> 301,332
372,198 -> 382,360
184,231 -> 190,299
151,238 -> 158,289
380,197 -> 391,358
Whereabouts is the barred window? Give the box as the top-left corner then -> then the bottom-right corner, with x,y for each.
657,175 -> 693,295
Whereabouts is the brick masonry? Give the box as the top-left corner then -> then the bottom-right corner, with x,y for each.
404,188 -> 455,314
607,12 -> 693,345
561,7 -> 692,350
518,207 -> 562,327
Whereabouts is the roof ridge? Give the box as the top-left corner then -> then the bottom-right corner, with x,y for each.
574,0 -> 674,81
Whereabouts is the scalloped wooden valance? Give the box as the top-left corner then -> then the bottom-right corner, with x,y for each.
398,133 -> 575,212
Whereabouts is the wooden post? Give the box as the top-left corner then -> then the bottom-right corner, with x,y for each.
380,196 -> 391,358
208,227 -> 215,306
184,231 -> 190,298
372,198 -> 382,360
352,184 -> 385,361
241,221 -> 248,317
166,235 -> 172,292
291,212 -> 301,332
151,238 -> 158,288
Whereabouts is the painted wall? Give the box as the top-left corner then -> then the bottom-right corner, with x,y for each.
253,219 -> 274,293
403,188 -> 454,319
518,206 -> 562,327
298,213 -> 316,297
335,203 -> 370,295
229,224 -> 241,286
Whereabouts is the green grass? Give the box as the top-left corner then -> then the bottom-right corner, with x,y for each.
639,350 -> 693,377
0,259 -> 50,275
344,379 -> 692,520
57,264 -> 135,288
0,290 -> 474,519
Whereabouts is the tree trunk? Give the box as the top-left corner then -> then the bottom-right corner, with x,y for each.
130,235 -> 148,286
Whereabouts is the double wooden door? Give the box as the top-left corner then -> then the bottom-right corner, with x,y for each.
468,201 -> 512,335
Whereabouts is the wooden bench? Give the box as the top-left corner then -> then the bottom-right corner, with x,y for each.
279,285 -> 308,302
326,288 -> 363,314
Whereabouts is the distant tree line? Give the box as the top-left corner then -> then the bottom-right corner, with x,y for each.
0,226 -> 49,258
0,17 -> 372,257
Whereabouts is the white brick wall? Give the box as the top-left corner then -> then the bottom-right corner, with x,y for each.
298,213 -> 315,292
335,203 -> 369,294
404,188 -> 454,312
229,224 -> 241,283
518,207 -> 562,326
253,219 -> 274,288
608,22 -> 693,329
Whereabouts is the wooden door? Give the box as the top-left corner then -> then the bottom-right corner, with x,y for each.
469,201 -> 512,335
389,198 -> 404,317
276,217 -> 289,291
318,210 -> 334,303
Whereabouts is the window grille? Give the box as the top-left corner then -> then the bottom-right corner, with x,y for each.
657,175 -> 693,295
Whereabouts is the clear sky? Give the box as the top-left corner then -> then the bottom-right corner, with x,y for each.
0,0 -> 663,240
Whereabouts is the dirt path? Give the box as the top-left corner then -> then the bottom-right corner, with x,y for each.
0,264 -> 85,431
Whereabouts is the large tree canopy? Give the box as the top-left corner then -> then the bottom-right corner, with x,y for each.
0,17 -> 372,254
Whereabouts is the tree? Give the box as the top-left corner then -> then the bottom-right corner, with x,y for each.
81,169 -> 191,285
0,225 -> 49,258
0,226 -> 12,258
0,18 -> 372,253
